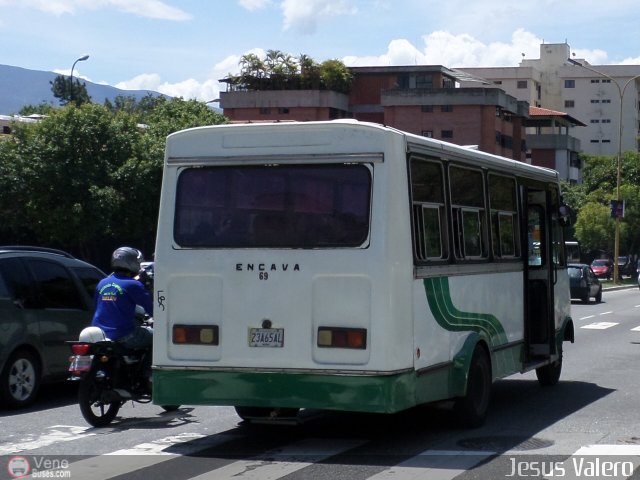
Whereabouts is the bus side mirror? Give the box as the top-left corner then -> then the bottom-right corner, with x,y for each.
558,205 -> 571,226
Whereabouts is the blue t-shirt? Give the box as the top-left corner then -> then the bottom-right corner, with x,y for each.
92,273 -> 154,340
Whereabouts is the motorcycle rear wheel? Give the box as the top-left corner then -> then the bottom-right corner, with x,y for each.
78,380 -> 120,427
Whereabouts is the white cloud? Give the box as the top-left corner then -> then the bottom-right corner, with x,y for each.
343,29 -> 614,69
116,74 -> 220,102
112,30 -> 621,103
238,0 -> 272,11
281,0 -> 357,33
6,0 -> 191,20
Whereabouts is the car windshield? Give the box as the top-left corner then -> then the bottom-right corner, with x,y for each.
592,260 -> 608,266
567,267 -> 584,278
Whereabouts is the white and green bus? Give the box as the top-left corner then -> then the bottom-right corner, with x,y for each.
152,120 -> 574,426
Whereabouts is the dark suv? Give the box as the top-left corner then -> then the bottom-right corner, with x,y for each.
0,247 -> 105,408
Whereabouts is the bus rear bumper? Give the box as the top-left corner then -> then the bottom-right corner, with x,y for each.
152,367 -> 426,414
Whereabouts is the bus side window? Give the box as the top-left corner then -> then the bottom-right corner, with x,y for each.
488,174 -> 519,259
528,206 -> 544,267
449,166 -> 488,260
409,157 -> 448,262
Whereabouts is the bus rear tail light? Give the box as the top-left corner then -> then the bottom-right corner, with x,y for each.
317,327 -> 367,349
173,325 -> 219,345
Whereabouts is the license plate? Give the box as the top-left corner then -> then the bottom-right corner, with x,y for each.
249,328 -> 284,347
68,355 -> 92,373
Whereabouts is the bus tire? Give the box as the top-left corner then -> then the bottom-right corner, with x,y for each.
536,353 -> 562,386
454,346 -> 491,428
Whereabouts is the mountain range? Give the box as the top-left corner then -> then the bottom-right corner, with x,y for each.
0,64 -> 163,115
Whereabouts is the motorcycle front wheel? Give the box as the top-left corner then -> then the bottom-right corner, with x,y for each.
78,379 -> 120,427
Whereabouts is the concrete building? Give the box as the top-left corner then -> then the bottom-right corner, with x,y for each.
220,65 -> 529,161
527,106 -> 585,183
459,43 -> 640,158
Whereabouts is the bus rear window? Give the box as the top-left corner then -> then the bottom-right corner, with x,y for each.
174,164 -> 371,248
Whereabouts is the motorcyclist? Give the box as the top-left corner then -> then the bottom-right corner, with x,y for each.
91,247 -> 154,377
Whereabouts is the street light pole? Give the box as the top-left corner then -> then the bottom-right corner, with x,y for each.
69,55 -> 90,104
568,58 -> 640,284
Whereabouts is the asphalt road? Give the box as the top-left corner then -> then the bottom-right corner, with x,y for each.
1,288 -> 640,479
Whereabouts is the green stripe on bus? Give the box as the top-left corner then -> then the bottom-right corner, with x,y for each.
423,277 -> 508,346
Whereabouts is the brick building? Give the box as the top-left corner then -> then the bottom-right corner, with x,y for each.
220,65 -> 529,161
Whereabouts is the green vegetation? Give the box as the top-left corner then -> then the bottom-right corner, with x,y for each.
562,151 -> 640,260
0,95 -> 226,266
224,50 -> 353,94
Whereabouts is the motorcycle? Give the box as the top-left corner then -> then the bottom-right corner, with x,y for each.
68,315 -> 178,427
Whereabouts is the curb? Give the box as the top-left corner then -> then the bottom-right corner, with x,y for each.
603,284 -> 637,292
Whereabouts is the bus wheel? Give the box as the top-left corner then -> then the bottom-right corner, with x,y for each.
454,346 -> 491,428
234,406 -> 300,421
536,353 -> 562,386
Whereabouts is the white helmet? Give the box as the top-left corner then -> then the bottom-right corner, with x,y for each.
79,326 -> 108,343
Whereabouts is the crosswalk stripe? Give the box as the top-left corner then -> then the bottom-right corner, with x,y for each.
631,326 -> 640,331
0,425 -> 95,455
66,432 -> 236,479
581,322 -> 619,329
187,437 -> 367,480
366,450 -> 495,480
552,445 -> 640,480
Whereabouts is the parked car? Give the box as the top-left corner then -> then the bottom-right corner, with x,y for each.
590,259 -> 612,280
0,246 -> 105,408
568,263 -> 602,303
616,256 -> 636,277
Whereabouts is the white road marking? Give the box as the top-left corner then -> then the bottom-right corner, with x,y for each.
67,432 -> 233,479
0,425 -> 95,455
580,315 -> 596,320
188,438 -> 368,480
631,326 -> 640,332
367,450 -> 495,480
581,322 -> 619,330
554,444 -> 640,480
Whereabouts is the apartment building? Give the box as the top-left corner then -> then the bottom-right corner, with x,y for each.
459,42 -> 640,158
220,65 -> 529,161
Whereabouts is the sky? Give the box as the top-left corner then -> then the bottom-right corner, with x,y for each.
1,0 -> 639,103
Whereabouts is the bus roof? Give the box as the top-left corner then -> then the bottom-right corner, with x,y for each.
165,119 -> 560,183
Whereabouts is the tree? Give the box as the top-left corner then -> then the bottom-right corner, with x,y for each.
50,74 -> 91,107
563,152 -> 640,258
319,59 -> 353,94
0,97 -> 228,264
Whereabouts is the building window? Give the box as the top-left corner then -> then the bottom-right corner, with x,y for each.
422,130 -> 433,137
397,75 -> 410,89
416,75 -> 433,89
2,126 -> 10,134
495,131 -> 502,145
442,77 -> 455,89
494,80 -> 503,85
564,100 -> 575,108
421,105 -> 433,112
602,119 -> 611,123
591,99 -> 600,104
441,105 -> 453,113
441,130 -> 453,139
517,80 -> 527,89
602,139 -> 611,143
602,99 -> 611,103
278,107 -> 289,114
591,79 -> 600,83
590,139 -> 600,143
259,107 -> 271,115
565,79 -> 576,88
590,119 -> 600,123
602,79 -> 611,83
